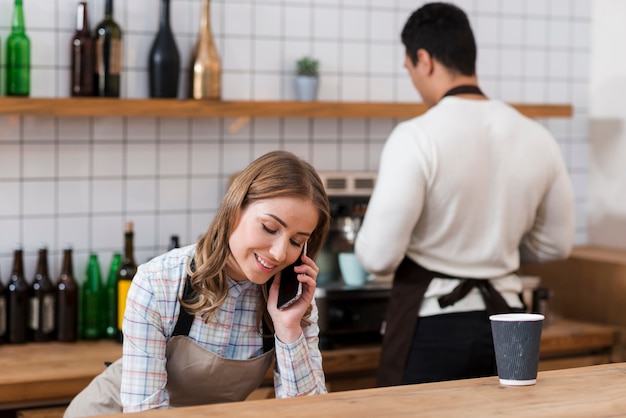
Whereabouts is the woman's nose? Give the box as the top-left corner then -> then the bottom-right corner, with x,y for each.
269,239 -> 288,263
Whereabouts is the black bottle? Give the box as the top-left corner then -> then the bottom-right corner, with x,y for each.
94,0 -> 122,97
168,235 -> 179,251
0,271 -> 6,344
148,0 -> 180,98
56,246 -> 79,342
29,246 -> 56,342
7,246 -> 28,344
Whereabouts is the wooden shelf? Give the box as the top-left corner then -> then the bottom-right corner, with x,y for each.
0,97 -> 573,119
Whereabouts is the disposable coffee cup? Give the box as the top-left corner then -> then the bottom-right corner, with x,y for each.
489,313 -> 544,386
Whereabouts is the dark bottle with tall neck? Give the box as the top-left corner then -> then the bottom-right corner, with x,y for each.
71,2 -> 94,96
0,271 -> 6,344
5,0 -> 30,96
29,246 -> 56,342
94,0 -> 122,97
116,222 -> 137,341
7,246 -> 28,344
148,0 -> 180,98
56,246 -> 79,342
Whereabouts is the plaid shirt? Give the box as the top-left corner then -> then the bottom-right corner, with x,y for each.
120,245 -> 326,412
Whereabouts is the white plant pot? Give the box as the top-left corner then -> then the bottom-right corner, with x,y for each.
295,76 -> 319,101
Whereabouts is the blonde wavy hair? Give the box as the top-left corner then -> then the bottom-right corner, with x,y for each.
181,150 -> 331,334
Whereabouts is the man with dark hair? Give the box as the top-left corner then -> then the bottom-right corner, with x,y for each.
355,2 -> 575,387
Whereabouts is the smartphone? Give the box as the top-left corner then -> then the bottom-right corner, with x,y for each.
277,241 -> 307,310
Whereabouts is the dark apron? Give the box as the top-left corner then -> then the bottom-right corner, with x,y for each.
376,256 -> 511,387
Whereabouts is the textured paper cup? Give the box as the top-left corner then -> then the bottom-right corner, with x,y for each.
490,313 -> 544,386
338,252 -> 368,286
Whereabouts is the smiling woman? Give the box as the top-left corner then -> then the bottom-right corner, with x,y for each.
63,150 -> 331,418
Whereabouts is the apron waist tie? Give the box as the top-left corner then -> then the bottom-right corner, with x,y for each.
437,279 -> 510,315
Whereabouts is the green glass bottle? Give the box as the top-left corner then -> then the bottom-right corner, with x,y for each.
81,253 -> 104,340
105,252 -> 121,339
94,0 -> 123,97
5,0 -> 30,96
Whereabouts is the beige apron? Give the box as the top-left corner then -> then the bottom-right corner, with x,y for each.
64,271 -> 275,417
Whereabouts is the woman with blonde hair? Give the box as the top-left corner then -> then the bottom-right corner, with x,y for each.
65,150 -> 331,416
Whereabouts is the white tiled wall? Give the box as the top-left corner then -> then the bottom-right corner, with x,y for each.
0,0 -> 590,282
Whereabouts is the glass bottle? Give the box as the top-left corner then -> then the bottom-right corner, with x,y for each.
190,0 -> 221,100
168,235 -> 179,251
7,246 -> 28,344
116,222 -> 137,341
148,0 -> 180,98
105,252 -> 121,339
29,246 -> 56,342
94,0 -> 122,97
56,246 -> 79,342
71,2 -> 94,96
0,270 -> 6,344
5,0 -> 31,96
82,253 -> 103,339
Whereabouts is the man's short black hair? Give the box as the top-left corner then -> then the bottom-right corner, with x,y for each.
401,2 -> 476,76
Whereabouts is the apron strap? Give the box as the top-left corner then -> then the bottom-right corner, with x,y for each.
173,259 -> 275,353
441,84 -> 485,98
172,261 -> 196,337
438,279 -> 511,315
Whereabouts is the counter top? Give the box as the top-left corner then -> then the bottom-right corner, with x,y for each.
101,362 -> 626,417
0,319 -> 618,410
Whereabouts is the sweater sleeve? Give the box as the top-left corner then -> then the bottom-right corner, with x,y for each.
355,122 -> 433,275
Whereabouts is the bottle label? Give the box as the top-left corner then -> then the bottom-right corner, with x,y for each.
0,297 -> 6,336
117,280 -> 132,330
42,294 -> 56,333
29,297 -> 39,330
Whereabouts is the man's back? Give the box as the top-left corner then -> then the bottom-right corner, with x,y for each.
355,97 -> 574,278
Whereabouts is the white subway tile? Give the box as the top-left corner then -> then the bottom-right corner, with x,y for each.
59,143 -> 90,178
0,145 -> 21,179
92,179 -> 124,213
23,181 -> 56,216
0,183 -> 20,216
284,4 -> 312,38
159,143 -> 189,176
93,144 -> 124,177
126,143 -> 158,176
58,180 -> 90,214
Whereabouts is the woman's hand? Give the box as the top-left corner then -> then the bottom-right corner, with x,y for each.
267,252 -> 319,344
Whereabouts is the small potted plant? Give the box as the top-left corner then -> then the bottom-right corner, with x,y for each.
295,56 -> 319,101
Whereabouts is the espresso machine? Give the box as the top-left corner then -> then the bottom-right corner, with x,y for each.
314,172 -> 392,348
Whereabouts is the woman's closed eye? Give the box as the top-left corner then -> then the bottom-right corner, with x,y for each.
262,224 -> 304,248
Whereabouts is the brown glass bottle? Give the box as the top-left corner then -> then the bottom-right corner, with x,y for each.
7,246 -> 28,344
116,221 -> 137,341
56,246 -> 79,342
70,2 -> 94,96
29,246 -> 56,342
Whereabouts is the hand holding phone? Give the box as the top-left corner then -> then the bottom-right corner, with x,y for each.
277,241 -> 307,310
